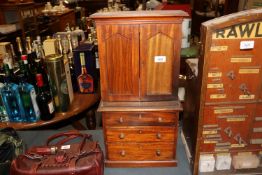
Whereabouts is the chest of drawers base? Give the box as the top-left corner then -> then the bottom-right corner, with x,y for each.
105,160 -> 177,167
99,101 -> 182,167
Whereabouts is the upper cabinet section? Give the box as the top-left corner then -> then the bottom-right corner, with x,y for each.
91,11 -> 188,102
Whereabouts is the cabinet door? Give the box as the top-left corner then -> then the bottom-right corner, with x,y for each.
96,24 -> 140,101
140,23 -> 181,101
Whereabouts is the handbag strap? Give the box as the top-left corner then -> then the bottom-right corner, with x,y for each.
46,131 -> 92,146
46,131 -> 93,155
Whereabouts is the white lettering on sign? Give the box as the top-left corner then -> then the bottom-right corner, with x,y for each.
154,56 -> 166,63
240,41 -> 254,50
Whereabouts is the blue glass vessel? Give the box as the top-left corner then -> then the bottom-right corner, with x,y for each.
18,62 -> 40,122
0,83 -> 9,122
18,82 -> 40,122
1,64 -> 26,122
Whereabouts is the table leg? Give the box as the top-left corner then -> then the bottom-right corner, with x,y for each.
85,109 -> 96,130
71,116 -> 87,130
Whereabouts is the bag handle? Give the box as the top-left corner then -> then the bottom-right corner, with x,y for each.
46,131 -> 92,146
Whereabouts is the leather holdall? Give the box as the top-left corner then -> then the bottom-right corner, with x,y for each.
10,131 -> 104,175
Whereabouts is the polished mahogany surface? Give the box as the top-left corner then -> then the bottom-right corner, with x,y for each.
0,93 -> 100,130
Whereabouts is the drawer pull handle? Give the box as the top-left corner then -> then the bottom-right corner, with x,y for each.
119,117 -> 124,123
227,71 -> 235,80
119,133 -> 125,139
239,83 -> 251,95
158,117 -> 163,122
156,150 -> 161,156
138,130 -> 142,134
120,150 -> 126,157
156,133 -> 162,139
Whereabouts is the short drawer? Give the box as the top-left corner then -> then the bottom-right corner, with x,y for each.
105,126 -> 176,142
107,143 -> 176,161
103,112 -> 177,126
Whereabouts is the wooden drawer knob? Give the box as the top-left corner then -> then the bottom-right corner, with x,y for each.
156,133 -> 162,139
158,117 -> 163,122
120,150 -> 126,157
119,117 -> 124,123
156,150 -> 161,156
138,130 -> 142,134
119,133 -> 125,139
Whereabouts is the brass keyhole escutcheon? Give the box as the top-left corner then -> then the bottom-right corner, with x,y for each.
156,150 -> 161,156
120,150 -> 126,157
156,133 -> 161,139
119,117 -> 123,123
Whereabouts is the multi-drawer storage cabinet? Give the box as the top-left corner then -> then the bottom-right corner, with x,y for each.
91,11 -> 188,167
182,8 -> 262,174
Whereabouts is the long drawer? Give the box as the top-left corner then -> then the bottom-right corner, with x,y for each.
107,143 -> 175,161
105,126 -> 176,142
103,112 -> 177,126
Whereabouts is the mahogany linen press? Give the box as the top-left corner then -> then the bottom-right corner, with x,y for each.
91,10 -> 188,167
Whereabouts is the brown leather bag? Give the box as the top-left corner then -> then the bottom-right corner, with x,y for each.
10,131 -> 104,175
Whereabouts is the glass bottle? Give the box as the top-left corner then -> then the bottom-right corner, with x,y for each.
21,55 -> 36,87
36,74 -> 55,121
36,42 -> 50,92
57,35 -> 63,55
61,37 -> 74,103
1,64 -> 25,122
0,83 -> 8,122
16,37 -> 26,58
77,53 -> 94,93
25,36 -> 34,67
18,63 -> 40,122
3,53 -> 18,84
67,34 -> 78,92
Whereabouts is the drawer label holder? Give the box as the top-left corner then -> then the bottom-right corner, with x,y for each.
210,94 -> 226,99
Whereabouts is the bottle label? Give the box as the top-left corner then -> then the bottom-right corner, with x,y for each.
30,89 -> 40,118
48,100 -> 55,114
23,60 -> 28,64
80,82 -> 92,89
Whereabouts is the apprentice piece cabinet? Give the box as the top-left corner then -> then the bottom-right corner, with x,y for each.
182,8 -> 262,174
91,11 -> 188,167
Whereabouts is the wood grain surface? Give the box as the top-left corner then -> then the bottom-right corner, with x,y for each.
0,93 -> 100,130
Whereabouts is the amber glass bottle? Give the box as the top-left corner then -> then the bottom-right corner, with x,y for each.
77,53 -> 94,93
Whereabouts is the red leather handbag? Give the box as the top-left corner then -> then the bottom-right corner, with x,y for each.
10,131 -> 104,175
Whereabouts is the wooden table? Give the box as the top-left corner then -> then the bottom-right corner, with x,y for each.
0,93 -> 100,130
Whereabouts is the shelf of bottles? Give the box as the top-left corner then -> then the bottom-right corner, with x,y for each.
0,26 -> 98,126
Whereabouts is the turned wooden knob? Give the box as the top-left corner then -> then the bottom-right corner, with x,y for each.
119,117 -> 124,123
156,133 -> 161,139
119,133 -> 125,139
120,150 -> 126,157
156,150 -> 161,156
158,117 -> 163,122
138,130 -> 142,134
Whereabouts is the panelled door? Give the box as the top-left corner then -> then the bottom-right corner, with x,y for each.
97,24 -> 140,101
140,23 -> 181,101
